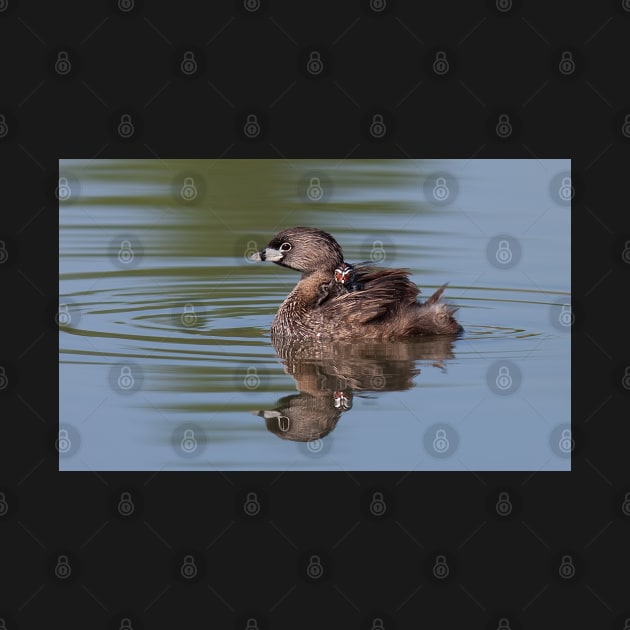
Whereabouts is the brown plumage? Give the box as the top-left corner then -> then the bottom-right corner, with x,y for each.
316,261 -> 363,305
250,227 -> 462,340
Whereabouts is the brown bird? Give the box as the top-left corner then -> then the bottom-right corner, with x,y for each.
250,227 -> 462,340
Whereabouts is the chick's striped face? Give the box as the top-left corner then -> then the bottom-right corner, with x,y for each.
334,263 -> 354,285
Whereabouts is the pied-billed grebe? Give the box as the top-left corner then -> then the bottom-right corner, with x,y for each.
316,261 -> 363,305
250,227 -> 462,340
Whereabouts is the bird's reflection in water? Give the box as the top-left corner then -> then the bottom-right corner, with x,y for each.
254,335 -> 458,442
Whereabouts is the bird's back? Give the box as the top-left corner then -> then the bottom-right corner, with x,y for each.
274,265 -> 462,340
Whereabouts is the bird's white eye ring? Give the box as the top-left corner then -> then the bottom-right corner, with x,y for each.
280,242 -> 291,252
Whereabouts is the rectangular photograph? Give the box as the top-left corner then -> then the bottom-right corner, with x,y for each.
58,159 -> 571,471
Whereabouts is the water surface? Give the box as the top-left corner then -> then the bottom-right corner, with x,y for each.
59,158 -> 571,471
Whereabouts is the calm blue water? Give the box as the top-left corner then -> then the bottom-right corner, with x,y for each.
58,159 -> 571,471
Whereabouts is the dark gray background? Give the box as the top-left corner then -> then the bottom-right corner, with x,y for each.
1,0 -> 628,628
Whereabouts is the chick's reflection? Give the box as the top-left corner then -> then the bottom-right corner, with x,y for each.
254,336 -> 457,442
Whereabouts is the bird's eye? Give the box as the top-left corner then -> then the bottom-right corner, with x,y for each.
280,242 -> 291,252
